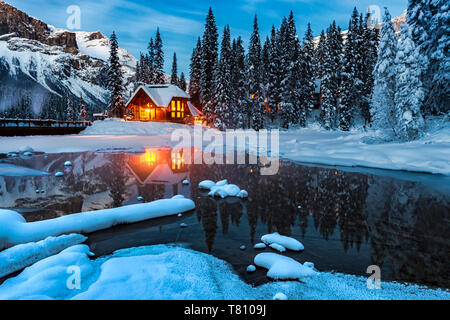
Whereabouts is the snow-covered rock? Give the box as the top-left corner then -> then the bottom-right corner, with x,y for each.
0,245 -> 448,300
246,265 -> 256,273
0,198 -> 196,249
0,164 -> 48,177
254,243 -> 267,249
199,180 -> 216,190
182,180 -> 190,185
54,172 -> 64,177
0,234 -> 86,278
273,292 -> 288,300
240,245 -> 246,251
254,253 -> 318,281
261,233 -> 304,251
269,243 -> 286,253
64,161 -> 72,167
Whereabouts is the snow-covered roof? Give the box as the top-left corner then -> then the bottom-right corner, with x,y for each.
187,102 -> 203,117
126,84 -> 190,108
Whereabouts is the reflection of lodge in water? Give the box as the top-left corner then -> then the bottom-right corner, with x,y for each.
126,148 -> 189,185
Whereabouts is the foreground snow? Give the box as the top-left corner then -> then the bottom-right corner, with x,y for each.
0,245 -> 448,300
0,234 -> 86,278
0,196 -> 195,250
0,120 -> 449,175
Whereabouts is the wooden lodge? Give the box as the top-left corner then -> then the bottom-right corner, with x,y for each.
125,84 -> 203,124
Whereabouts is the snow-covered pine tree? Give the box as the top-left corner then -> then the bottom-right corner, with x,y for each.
189,37 -> 202,108
280,12 -> 302,128
360,12 -> 380,126
153,29 -> 165,84
107,31 -> 125,118
134,60 -> 141,90
66,92 -> 74,121
214,25 -> 233,131
79,97 -> 88,121
146,38 -> 155,83
299,23 -> 316,126
179,72 -> 187,91
394,24 -> 425,141
340,8 -> 361,131
407,0 -> 433,114
261,36 -> 271,97
247,15 -> 265,131
426,0 -> 449,114
267,26 -> 283,123
320,21 -> 343,130
371,8 -> 398,135
200,7 -> 219,125
171,53 -> 179,85
315,30 -> 326,79
230,36 -> 247,128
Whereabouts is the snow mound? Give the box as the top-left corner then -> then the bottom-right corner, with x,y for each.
269,243 -> 286,253
199,180 -> 249,199
254,243 -> 267,249
0,198 -> 196,249
273,292 -> 288,300
261,233 -> 304,251
0,245 -> 448,300
254,253 -> 318,281
0,164 -> 48,177
0,234 -> 86,278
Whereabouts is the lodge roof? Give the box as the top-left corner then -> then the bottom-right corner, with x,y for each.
126,84 -> 191,108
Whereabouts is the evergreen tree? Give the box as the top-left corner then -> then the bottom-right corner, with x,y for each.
299,23 -> 316,126
107,31 -> 125,118
247,15 -> 265,131
189,37 -> 202,108
200,8 -> 219,125
339,8 -> 361,131
66,92 -> 74,121
79,97 -> 88,121
394,24 -> 425,141
315,30 -> 327,79
171,53 -> 179,85
134,60 -> 141,90
230,36 -> 247,128
280,12 -> 302,128
178,72 -> 187,91
360,12 -> 380,126
371,8 -> 398,134
425,0 -> 449,114
267,26 -> 283,123
320,21 -> 343,130
214,25 -> 233,131
153,28 -> 165,84
146,38 -> 155,83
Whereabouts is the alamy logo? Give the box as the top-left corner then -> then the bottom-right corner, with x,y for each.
171,126 -> 280,176
66,266 -> 81,290
367,5 -> 381,28
367,265 -> 382,290
66,5 -> 81,30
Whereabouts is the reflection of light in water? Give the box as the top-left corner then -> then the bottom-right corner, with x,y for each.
171,150 -> 185,171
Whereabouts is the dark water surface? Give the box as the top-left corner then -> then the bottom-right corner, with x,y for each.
0,149 -> 449,288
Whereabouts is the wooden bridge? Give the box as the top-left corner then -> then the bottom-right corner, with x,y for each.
0,119 -> 93,136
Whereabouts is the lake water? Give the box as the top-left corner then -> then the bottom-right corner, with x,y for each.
0,148 -> 449,289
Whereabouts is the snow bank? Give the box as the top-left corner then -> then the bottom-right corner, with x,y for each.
1,245 -> 448,300
0,198 -> 195,249
0,234 -> 86,278
254,253 -> 318,281
0,163 -> 48,177
199,180 -> 249,199
261,233 -> 304,251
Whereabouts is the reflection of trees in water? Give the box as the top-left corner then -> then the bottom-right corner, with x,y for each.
366,179 -> 450,287
136,184 -> 165,203
197,197 -> 218,252
105,156 -> 127,208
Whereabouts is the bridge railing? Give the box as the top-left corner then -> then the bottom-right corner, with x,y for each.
0,119 -> 93,128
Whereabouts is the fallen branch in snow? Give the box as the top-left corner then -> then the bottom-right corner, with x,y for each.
0,234 -> 87,278
0,197 -> 196,250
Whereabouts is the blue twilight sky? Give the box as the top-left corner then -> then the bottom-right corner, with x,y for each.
6,0 -> 408,76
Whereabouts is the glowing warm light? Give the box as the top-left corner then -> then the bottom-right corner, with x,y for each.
142,149 -> 157,166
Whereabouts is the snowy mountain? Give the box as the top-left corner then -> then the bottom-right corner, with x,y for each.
313,11 -> 407,46
0,0 -> 137,113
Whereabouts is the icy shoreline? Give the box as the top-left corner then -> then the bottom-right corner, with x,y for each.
0,121 -> 448,175
0,244 -> 448,300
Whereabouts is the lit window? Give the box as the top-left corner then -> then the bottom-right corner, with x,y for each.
171,101 -> 176,111
177,112 -> 181,118
171,112 -> 175,118
177,101 -> 181,111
